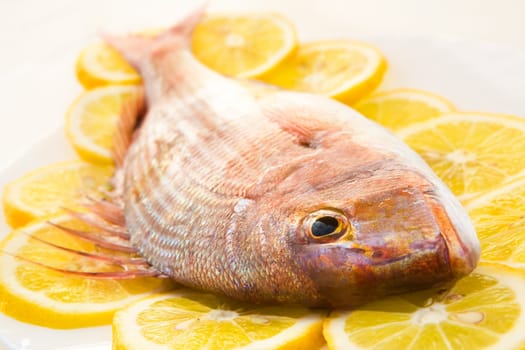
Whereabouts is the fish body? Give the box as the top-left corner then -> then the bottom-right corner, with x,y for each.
102,9 -> 480,308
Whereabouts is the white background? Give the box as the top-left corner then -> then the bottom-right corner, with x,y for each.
0,0 -> 524,172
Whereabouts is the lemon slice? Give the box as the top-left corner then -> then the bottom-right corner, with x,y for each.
324,264 -> 525,350
112,289 -> 325,350
2,160 -> 113,228
354,88 -> 455,131
192,13 -> 297,78
397,112 -> 525,200
66,85 -> 141,164
0,215 -> 174,329
260,40 -> 387,104
76,42 -> 141,89
466,178 -> 525,269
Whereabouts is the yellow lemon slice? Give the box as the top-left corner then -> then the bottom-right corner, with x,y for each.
76,42 -> 141,89
66,85 -> 141,164
354,88 -> 455,131
2,160 -> 113,228
112,289 -> 325,350
324,263 -> 525,350
0,215 -> 175,329
192,13 -> 297,78
397,112 -> 525,200
466,178 -> 525,269
260,40 -> 387,104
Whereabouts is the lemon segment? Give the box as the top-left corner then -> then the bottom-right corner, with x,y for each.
192,13 -> 297,78
324,264 -> 525,350
397,112 -> 525,200
0,216 -> 175,329
65,85 -> 141,164
76,42 -> 141,89
466,177 -> 525,269
260,40 -> 387,104
2,160 -> 113,228
354,88 -> 455,131
112,289 -> 325,350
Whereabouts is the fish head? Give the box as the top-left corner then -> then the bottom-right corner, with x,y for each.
282,165 -> 479,306
280,146 -> 480,307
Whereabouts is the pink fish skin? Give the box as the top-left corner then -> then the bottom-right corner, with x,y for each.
101,8 -> 480,308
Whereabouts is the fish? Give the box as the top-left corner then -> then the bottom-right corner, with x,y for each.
50,7 -> 480,308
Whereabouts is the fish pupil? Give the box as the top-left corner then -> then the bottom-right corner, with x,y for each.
311,216 -> 339,237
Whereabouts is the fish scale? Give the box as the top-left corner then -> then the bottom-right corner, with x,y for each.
68,7 -> 486,307
126,131 -> 315,301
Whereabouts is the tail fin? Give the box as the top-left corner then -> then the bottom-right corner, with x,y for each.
104,5 -> 206,165
102,4 -> 206,70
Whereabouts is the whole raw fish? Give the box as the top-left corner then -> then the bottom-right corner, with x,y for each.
62,8 -> 480,308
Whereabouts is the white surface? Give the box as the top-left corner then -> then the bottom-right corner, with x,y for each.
0,1 -> 525,349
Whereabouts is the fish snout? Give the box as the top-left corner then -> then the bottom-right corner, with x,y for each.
346,179 -> 480,280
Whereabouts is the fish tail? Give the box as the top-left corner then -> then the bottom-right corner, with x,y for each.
102,4 -> 206,71
105,5 -> 206,163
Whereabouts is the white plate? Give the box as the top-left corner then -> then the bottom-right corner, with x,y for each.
1,28 -> 525,350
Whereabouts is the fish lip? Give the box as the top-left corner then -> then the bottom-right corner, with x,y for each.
440,227 -> 480,278
308,240 -> 449,268
346,243 -> 447,267
367,252 -> 414,265
422,190 -> 480,278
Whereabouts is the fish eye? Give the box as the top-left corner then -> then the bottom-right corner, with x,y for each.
304,209 -> 350,241
311,216 -> 341,237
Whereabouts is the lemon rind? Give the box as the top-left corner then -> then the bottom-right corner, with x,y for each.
397,112 -> 525,138
356,88 -> 456,113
